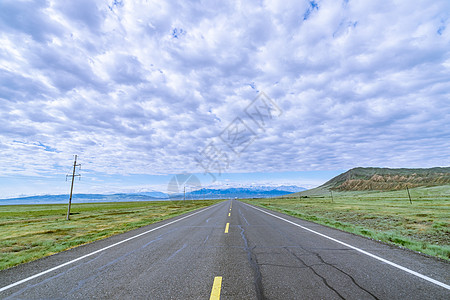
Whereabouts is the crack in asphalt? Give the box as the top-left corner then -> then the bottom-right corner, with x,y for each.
238,208 -> 250,225
285,246 -> 346,299
313,251 -> 379,300
258,262 -> 323,270
237,224 -> 265,300
203,234 -> 209,244
271,223 -> 379,299
166,243 -> 187,261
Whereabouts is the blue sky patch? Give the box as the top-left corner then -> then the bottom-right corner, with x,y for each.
304,1 -> 319,20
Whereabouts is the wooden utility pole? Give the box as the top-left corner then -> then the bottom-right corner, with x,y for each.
330,190 -> 334,203
66,155 -> 81,220
406,186 -> 412,204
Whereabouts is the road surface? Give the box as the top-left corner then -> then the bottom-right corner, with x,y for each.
0,200 -> 449,299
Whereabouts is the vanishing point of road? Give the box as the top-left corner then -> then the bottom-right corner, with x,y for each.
0,200 -> 449,299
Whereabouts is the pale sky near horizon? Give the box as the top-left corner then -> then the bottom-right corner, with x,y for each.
1,0 -> 449,198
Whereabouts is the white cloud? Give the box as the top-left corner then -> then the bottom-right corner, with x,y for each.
0,0 -> 449,195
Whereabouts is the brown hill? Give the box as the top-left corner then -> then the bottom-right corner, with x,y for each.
324,167 -> 450,191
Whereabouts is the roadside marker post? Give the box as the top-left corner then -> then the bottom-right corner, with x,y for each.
406,187 -> 412,204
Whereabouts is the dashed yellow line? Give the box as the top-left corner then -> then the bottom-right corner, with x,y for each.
228,213 -> 230,217
209,276 -> 222,300
224,223 -> 229,233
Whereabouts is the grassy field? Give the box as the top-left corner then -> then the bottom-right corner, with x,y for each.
0,200 -> 221,270
244,185 -> 450,260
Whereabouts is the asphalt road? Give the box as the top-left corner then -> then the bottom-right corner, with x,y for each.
0,200 -> 449,299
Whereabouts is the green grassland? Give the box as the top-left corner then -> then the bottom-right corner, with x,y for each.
0,200 -> 221,270
244,185 -> 450,260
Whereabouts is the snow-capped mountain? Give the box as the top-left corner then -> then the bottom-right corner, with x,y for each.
169,185 -> 307,200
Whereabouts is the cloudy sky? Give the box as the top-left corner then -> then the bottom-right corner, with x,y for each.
1,0 -> 449,198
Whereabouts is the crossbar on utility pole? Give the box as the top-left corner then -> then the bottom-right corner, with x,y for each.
66,155 -> 81,220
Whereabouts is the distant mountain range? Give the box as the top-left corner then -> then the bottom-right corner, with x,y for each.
290,167 -> 450,196
0,185 -> 306,205
0,193 -> 165,205
171,185 -> 306,200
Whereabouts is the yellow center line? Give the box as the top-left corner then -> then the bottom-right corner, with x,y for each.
224,223 -> 229,233
228,213 -> 230,217
209,276 -> 222,300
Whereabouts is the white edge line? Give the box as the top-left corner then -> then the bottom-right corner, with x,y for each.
242,202 -> 450,290
0,202 -> 221,293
